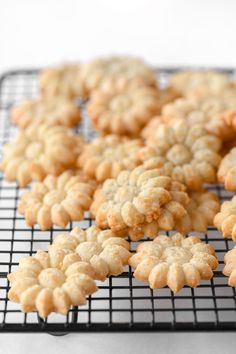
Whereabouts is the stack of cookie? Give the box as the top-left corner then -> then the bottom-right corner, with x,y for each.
3,57 -> 236,318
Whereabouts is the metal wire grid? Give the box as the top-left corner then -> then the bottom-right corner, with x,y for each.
0,69 -> 236,333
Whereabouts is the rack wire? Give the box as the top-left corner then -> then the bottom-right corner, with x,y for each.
0,68 -> 236,333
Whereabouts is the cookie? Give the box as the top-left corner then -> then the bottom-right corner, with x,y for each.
129,233 -> 218,293
0,123 -> 84,186
39,63 -> 86,99
90,166 -> 189,241
11,97 -> 81,129
18,171 -> 96,230
222,246 -> 236,286
78,135 -> 143,182
214,196 -> 236,241
218,147 -> 236,191
87,86 -> 161,136
175,189 -> 220,233
7,226 -> 131,317
138,120 -> 222,190
81,56 -> 157,93
161,97 -> 235,142
169,70 -> 227,99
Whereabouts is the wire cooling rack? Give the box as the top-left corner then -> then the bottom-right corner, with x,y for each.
0,68 -> 236,334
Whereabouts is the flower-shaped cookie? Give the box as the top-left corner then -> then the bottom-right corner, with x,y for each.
129,233 -> 218,293
7,226 -> 131,317
0,122 -> 84,186
87,86 -> 161,136
8,248 -> 98,318
11,97 -> 81,129
214,196 -> 236,241
160,97 -> 235,142
169,70 -> 227,99
139,120 -> 222,190
78,135 -> 143,182
175,190 -> 220,233
81,56 -> 157,93
39,63 -> 86,99
90,166 -> 190,240
222,246 -> 236,286
51,227 -> 131,280
218,147 -> 236,191
18,171 -> 96,230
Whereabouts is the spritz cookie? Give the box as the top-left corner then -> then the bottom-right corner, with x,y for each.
138,120 -> 222,190
90,166 -> 189,241
161,97 -> 235,142
129,233 -> 218,293
7,248 -> 97,318
78,135 -> 143,182
218,147 -> 236,191
39,63 -> 86,99
0,123 -> 84,186
214,196 -> 236,241
81,56 -> 157,93
18,171 -> 96,230
169,70 -> 227,99
175,189 -> 220,234
222,246 -> 236,286
87,86 -> 161,136
11,97 -> 81,129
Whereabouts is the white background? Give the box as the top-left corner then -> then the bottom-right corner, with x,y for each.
1,0 -> 236,353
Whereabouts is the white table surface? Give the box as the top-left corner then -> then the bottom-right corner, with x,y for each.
1,0 -> 236,352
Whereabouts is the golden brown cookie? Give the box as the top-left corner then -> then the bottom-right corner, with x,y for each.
138,120 -> 222,190
39,63 -> 86,99
222,246 -> 236,286
214,196 -> 236,241
78,135 -> 143,182
175,189 -> 220,233
169,70 -> 228,99
7,226 -> 131,317
11,97 -> 81,129
18,171 -> 96,230
129,233 -> 218,293
218,147 -> 236,191
87,86 -> 161,136
0,123 -> 84,187
90,166 -> 189,240
160,97 -> 235,142
81,56 -> 157,93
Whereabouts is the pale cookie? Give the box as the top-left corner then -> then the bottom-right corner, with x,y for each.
7,248 -> 97,318
138,120 -> 222,190
169,70 -> 227,99
78,135 -> 143,182
129,233 -> 218,293
90,166 -> 189,241
39,63 -> 86,99
51,226 -> 131,279
214,196 -> 236,241
218,147 -> 236,191
0,123 -> 84,187
175,189 -> 220,233
87,86 -> 161,136
81,56 -> 157,93
11,97 -> 81,129
222,246 -> 236,286
18,171 -> 96,230
160,97 -> 235,142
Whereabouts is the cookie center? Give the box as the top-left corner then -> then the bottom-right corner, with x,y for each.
38,268 -> 65,288
109,95 -> 131,112
43,190 -> 66,206
166,144 -> 192,165
25,142 -> 44,160
162,246 -> 192,265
